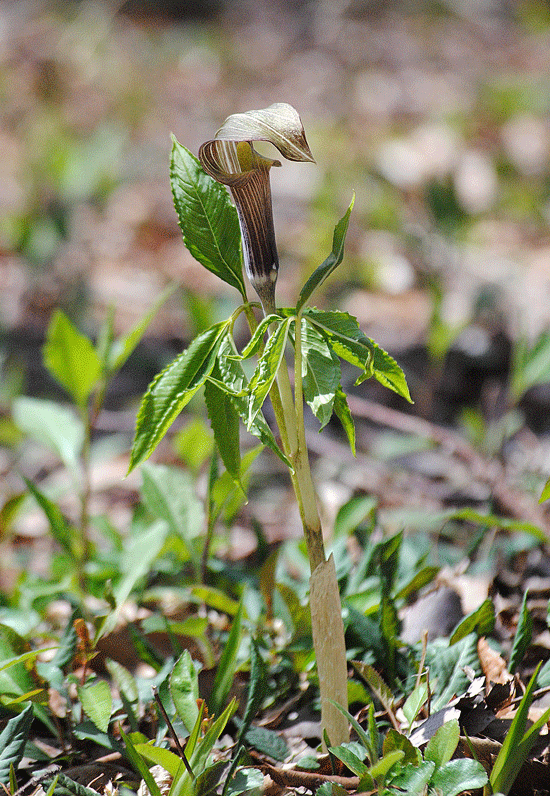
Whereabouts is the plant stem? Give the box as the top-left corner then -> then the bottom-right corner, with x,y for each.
249,301 -> 348,745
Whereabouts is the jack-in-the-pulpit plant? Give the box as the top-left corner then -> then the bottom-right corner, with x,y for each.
129,103 -> 411,746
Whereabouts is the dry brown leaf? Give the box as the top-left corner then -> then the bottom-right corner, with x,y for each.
478,637 -> 511,685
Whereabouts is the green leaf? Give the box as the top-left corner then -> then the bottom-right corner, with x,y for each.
511,330 -> 550,402
424,718 -> 460,768
170,650 -> 199,734
509,590 -> 533,674
45,773 -> 106,796
449,598 -> 495,645
402,681 -> 429,727
351,662 -> 395,724
333,386 -> 356,455
211,335 -> 289,467
141,462 -> 204,574
425,634 -> 481,711
0,702 -> 33,785
120,728 -> 162,796
43,309 -> 102,408
300,320 -> 341,429
388,760 -> 435,795
23,478 -> 75,556
171,138 -> 245,296
382,729 -> 421,766
490,662 -> 539,793
224,767 -> 264,796
129,321 -> 228,471
77,680 -> 112,733
247,318 -> 291,429
106,284 -> 177,374
539,477 -> 550,503
133,742 -> 184,778
95,520 -> 168,642
189,699 -> 237,776
305,309 -> 374,377
205,376 -> 241,482
368,749 -> 404,782
209,601 -> 243,715
431,758 -> 487,796
242,725 -> 288,761
297,195 -> 355,311
369,339 -> 412,402
237,639 -> 267,746
330,699 -> 379,765
329,743 -> 369,776
13,397 -> 84,476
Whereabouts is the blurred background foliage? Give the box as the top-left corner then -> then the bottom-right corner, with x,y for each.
2,0 -> 550,486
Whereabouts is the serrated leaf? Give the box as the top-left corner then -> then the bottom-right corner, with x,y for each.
211,336 -> 290,467
0,702 -> 33,785
369,339 -> 412,402
170,650 -> 200,734
77,680 -> 112,734
13,397 -> 84,476
333,386 -> 356,455
424,718 -> 459,768
297,195 -> 355,311
449,598 -> 495,645
247,317 -> 291,429
43,309 -> 102,408
350,662 -> 395,720
305,309 -> 374,376
171,139 -> 245,296
300,320 -> 341,428
129,322 -> 228,471
205,377 -> 241,482
431,758 -> 487,796
509,589 -> 533,674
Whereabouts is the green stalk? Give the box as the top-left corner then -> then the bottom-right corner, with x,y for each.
250,301 -> 348,746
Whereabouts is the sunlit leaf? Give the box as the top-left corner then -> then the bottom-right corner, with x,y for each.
170,650 -> 199,734
449,598 -> 495,645
300,320 -> 341,428
129,321 -> 228,471
431,758 -> 487,796
77,680 -> 112,734
297,195 -> 355,311
247,317 -> 291,429
43,309 -> 101,408
171,138 -> 245,296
